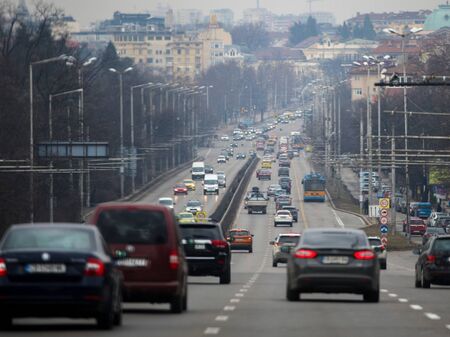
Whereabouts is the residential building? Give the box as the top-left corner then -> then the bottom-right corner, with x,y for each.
224,45 -> 245,64
298,12 -> 336,26
242,7 -> 273,26
210,9 -> 234,28
346,11 -> 431,33
349,65 -> 380,102
52,16 -> 81,39
299,38 -> 379,62
197,16 -> 232,72
270,14 -> 299,32
424,3 -> 450,31
169,36 -> 203,81
175,9 -> 203,26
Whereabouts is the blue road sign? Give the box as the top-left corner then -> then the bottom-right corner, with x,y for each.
380,225 -> 389,234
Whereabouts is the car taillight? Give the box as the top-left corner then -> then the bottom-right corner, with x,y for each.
212,240 -> 228,249
354,250 -> 376,260
169,250 -> 180,270
85,258 -> 105,277
0,258 -> 6,277
294,249 -> 317,259
380,245 -> 385,252
426,255 -> 436,263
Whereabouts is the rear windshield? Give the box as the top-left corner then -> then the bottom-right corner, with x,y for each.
278,236 -> 300,244
369,238 -> 381,246
427,227 -> 446,234
204,179 -> 217,184
433,238 -> 450,252
159,199 -> 173,205
302,231 -> 368,248
180,225 -> 221,240
230,231 -> 249,237
96,210 -> 168,245
410,220 -> 424,225
2,227 -> 96,252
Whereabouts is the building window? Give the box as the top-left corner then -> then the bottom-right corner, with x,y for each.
156,36 -> 162,40
354,75 -> 360,80
177,49 -> 182,55
148,36 -> 154,40
165,36 -> 171,40
147,58 -> 153,63
353,88 -> 362,95
166,49 -> 171,55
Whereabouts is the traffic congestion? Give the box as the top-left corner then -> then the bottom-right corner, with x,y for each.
1,114 -> 449,337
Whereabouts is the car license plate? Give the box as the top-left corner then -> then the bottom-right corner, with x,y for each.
25,263 -> 66,274
195,244 -> 205,250
280,246 -> 292,253
322,256 -> 349,264
117,258 -> 148,267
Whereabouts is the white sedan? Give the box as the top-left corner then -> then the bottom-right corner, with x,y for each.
217,155 -> 227,163
274,210 -> 293,227
220,135 -> 230,141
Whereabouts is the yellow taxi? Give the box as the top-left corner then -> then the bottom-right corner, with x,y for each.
177,212 -> 196,224
183,179 -> 196,191
305,144 -> 313,152
261,160 -> 272,169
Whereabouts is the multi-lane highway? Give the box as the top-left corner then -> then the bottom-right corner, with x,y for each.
5,119 -> 450,337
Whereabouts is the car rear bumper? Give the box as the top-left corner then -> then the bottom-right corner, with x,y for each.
424,266 -> 450,285
122,280 -> 183,302
185,257 -> 229,276
293,273 -> 378,293
230,243 -> 252,250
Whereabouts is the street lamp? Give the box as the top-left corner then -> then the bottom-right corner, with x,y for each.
29,54 -> 73,223
109,66 -> 133,198
384,26 -> 422,237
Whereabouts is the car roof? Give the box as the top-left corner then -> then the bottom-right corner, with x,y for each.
278,233 -> 301,237
230,228 -> 250,232
303,227 -> 364,235
10,223 -> 96,231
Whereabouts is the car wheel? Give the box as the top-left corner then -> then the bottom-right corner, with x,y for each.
286,281 -> 299,302
249,246 -> 253,253
248,209 -> 252,214
272,260 -> 277,267
182,284 -> 188,311
380,260 -> 387,270
219,264 -> 231,284
415,268 -> 422,288
170,293 -> 184,313
96,295 -> 115,330
421,268 -> 431,288
363,288 -> 380,302
113,288 -> 122,326
0,314 -> 12,330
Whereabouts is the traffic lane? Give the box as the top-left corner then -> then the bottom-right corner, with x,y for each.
379,250 -> 450,326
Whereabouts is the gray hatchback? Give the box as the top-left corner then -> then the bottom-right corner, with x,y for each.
286,228 -> 380,302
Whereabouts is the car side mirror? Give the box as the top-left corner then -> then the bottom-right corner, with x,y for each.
412,247 -> 422,255
251,234 -> 254,237
269,240 -> 275,245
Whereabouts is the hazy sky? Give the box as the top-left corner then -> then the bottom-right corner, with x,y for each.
24,0 -> 444,27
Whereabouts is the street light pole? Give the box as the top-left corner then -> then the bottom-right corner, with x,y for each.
109,67 -> 133,198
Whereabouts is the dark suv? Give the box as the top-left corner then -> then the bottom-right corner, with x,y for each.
279,177 -> 292,194
178,222 -> 231,284
414,235 -> 450,288
89,203 -> 188,313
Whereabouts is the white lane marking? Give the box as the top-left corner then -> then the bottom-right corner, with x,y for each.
425,313 -> 441,320
240,288 -> 248,292
235,293 -> 244,297
204,327 -> 220,335
243,285 -> 251,288
230,298 -> 240,303
398,298 -> 409,303
381,289 -> 389,293
388,293 -> 398,298
446,324 -> 450,330
215,315 -> 229,322
332,209 -> 345,228
410,304 -> 423,311
224,305 -> 236,311
205,149 -> 212,158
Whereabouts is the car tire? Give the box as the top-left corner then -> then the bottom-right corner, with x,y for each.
363,288 -> 380,303
182,284 -> 188,311
262,209 -> 267,214
415,269 -> 422,288
272,261 -> 277,267
249,247 -> 253,253
170,293 -> 184,313
380,260 -> 387,270
96,296 -> 115,330
248,209 -> 252,214
113,288 -> 123,326
0,314 -> 12,330
286,282 -> 299,302
219,264 -> 231,284
421,268 -> 431,288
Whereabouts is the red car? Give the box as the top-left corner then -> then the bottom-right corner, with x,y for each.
173,183 -> 188,195
257,169 -> 272,180
88,203 -> 189,313
403,217 -> 426,235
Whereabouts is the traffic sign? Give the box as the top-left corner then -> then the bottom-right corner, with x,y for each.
381,236 -> 388,245
379,198 -> 390,209
380,216 -> 388,225
380,209 -> 389,217
380,224 -> 389,234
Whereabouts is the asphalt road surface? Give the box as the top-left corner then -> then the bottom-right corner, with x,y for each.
6,119 -> 450,336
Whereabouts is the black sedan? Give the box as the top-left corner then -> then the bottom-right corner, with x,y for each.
286,228 -> 380,302
0,223 -> 123,330
414,235 -> 450,288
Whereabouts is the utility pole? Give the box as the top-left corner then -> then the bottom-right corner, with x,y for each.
391,126 -> 396,234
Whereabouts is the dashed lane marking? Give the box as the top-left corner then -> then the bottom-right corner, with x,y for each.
204,327 -> 220,335
410,304 -> 423,311
224,306 -> 236,311
332,208 -> 345,228
240,289 -> 248,292
381,289 -> 389,293
215,315 -> 229,322
398,298 -> 409,303
446,324 -> 450,330
424,313 -> 441,320
230,298 -> 240,303
235,293 -> 244,297
388,293 -> 398,298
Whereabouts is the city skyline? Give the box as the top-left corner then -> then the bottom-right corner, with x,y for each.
20,0 -> 444,28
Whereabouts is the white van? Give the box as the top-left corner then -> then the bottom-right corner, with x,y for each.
203,174 -> 219,195
192,161 -> 205,180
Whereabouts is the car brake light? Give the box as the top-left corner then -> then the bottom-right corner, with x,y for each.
380,245 -> 385,252
354,250 -> 376,260
0,258 -> 6,277
212,240 -> 228,249
85,258 -> 105,277
426,255 -> 436,263
169,250 -> 179,270
294,249 -> 317,259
